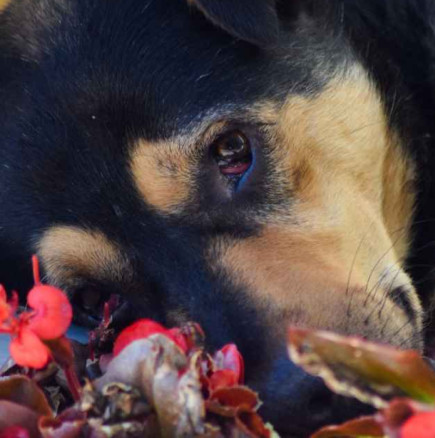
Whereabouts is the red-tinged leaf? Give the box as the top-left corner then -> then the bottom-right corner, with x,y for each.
215,344 -> 245,384
401,411 -> 435,438
206,399 -> 238,418
209,386 -> 259,411
209,369 -> 239,391
0,401 -> 41,438
236,410 -> 271,438
43,336 -> 74,368
0,375 -> 52,416
0,426 -> 30,438
113,319 -> 167,356
380,398 -> 419,430
310,416 -> 384,438
10,328 -> 50,369
288,327 -> 435,407
27,285 -> 72,340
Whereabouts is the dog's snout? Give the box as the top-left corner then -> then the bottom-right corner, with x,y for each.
250,354 -> 374,436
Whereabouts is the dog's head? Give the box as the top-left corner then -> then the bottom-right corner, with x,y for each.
2,0 -> 435,434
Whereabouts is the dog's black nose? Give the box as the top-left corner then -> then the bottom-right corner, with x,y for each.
249,355 -> 374,437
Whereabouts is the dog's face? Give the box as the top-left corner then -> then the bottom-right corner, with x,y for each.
1,0 -> 433,435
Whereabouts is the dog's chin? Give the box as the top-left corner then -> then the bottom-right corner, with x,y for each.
249,354 -> 375,437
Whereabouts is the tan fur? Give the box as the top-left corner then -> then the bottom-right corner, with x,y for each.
209,65 -> 422,348
129,120 -> 231,213
37,225 -> 133,288
129,139 -> 195,213
0,0 -> 11,13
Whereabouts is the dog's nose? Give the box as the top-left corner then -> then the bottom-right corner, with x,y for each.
249,354 -> 374,437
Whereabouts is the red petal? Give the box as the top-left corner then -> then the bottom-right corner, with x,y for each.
217,344 -> 245,384
10,327 -> 50,369
0,426 -> 30,438
209,369 -> 239,392
401,412 -> 435,438
0,286 -> 11,324
27,285 -> 73,339
113,319 -> 167,356
0,301 -> 10,324
0,284 -> 6,302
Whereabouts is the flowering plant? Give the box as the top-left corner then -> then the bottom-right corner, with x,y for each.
0,257 -> 272,437
1,258 -> 435,438
0,256 -> 72,369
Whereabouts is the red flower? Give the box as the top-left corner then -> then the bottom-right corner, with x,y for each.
214,344 -> 244,384
0,255 -> 73,369
401,411 -> 435,438
27,284 -> 73,339
209,369 -> 239,391
114,320 -> 245,393
9,327 -> 50,369
113,319 -> 189,356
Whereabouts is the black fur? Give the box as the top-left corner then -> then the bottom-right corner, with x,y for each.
188,0 -> 280,48
1,0 -> 435,435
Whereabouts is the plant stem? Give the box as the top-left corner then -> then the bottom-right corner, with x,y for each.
64,364 -> 81,401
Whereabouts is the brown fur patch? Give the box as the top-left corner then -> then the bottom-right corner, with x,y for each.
129,139 -> 195,214
209,65 -> 422,348
129,121 -> 230,213
36,225 -> 133,288
0,0 -> 11,13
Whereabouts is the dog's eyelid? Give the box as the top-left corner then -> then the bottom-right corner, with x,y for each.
194,119 -> 275,150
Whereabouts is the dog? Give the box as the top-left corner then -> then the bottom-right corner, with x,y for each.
2,0 -> 435,435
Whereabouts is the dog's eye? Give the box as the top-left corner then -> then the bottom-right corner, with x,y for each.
212,131 -> 252,176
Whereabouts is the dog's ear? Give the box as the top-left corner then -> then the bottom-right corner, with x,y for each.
188,0 -> 280,48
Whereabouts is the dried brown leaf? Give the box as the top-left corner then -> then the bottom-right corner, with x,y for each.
152,362 -> 205,437
0,375 -> 52,416
0,400 -> 41,438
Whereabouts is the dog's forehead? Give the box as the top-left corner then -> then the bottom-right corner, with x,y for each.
2,0 -> 349,138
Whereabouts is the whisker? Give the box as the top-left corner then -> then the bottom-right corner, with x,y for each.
345,222 -> 375,321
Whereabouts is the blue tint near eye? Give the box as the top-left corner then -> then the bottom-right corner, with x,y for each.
236,147 -> 255,192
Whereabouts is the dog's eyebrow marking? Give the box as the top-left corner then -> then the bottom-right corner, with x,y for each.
0,0 -> 11,13
129,109 -> 278,215
36,225 -> 133,286
129,139 -> 194,214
